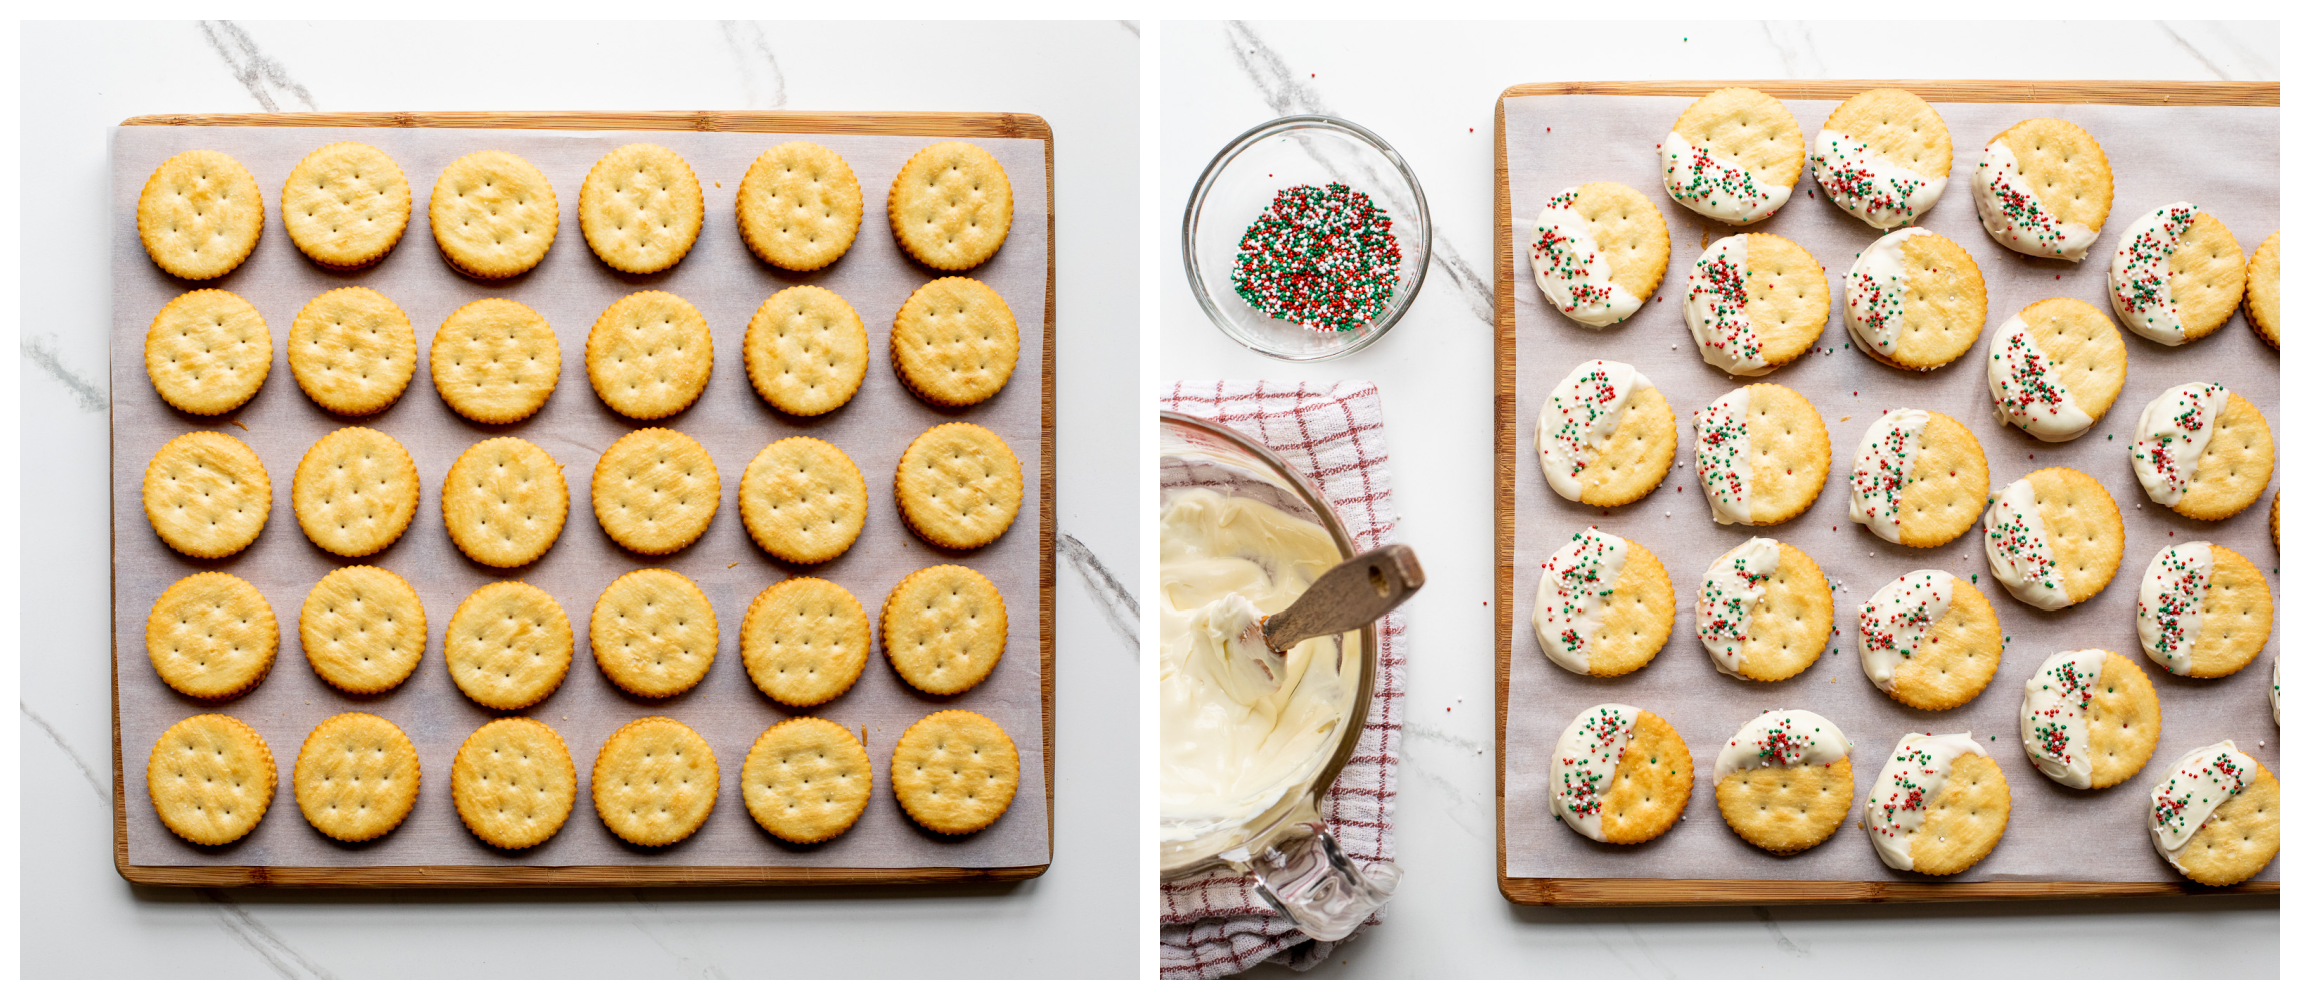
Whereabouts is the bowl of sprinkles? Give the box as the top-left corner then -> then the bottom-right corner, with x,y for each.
1184,115 -> 1431,361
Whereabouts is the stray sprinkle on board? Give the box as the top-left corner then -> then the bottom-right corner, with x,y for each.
1232,182 -> 1402,333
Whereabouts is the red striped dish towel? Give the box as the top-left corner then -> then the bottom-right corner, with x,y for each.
1158,380 -> 1406,979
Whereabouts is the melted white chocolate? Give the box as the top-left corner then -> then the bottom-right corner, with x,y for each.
1864,732 -> 1990,871
1549,703 -> 1642,842
1714,709 -> 1850,784
1982,476 -> 2072,610
1536,359 -> 1652,503
2129,382 -> 2228,508
2148,741 -> 2258,875
2020,649 -> 2107,789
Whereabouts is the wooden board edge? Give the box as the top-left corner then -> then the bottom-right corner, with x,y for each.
118,862 -> 1051,888
1495,80 -> 2279,106
1488,79 -> 2279,904
1490,91 -> 1520,901
1496,877 -> 2279,906
1037,117 -> 1058,874
118,110 -> 1058,139
112,111 -> 1057,887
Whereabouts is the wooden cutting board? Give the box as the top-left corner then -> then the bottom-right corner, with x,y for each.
1492,81 -> 2279,906
113,110 -> 1055,887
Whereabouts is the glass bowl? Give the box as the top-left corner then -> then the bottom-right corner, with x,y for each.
1182,115 -> 1432,362
1157,411 -> 1394,941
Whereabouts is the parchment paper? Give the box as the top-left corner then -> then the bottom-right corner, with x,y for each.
112,125 -> 1048,871
1503,95 -> 2278,882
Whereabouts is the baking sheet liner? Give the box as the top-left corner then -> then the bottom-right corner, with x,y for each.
112,125 -> 1047,870
1503,95 -> 2278,882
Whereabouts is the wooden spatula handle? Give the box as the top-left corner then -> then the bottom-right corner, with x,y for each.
1264,545 -> 1424,654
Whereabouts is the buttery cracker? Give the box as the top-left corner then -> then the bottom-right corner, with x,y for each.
445,580 -> 573,711
742,717 -> 871,843
590,569 -> 718,699
292,426 -> 420,558
145,289 -> 271,415
2129,382 -> 2273,521
138,149 -> 264,280
431,298 -> 562,424
888,141 -> 1013,271
430,150 -> 558,279
591,428 -> 720,556
592,716 -> 719,846
586,290 -> 713,420
300,565 -> 426,695
1533,528 -> 1673,677
1534,359 -> 1675,506
1694,538 -> 1831,683
1660,88 -> 1802,225
1548,704 -> 1695,845
451,717 -> 578,850
744,285 -> 869,417
2107,203 -> 2246,344
738,140 -> 863,272
1712,709 -> 1854,854
891,277 -> 1020,406
2148,742 -> 2279,886
1526,181 -> 1670,329
1863,733 -> 2009,874
442,436 -> 568,568
742,577 -> 870,707
891,709 -> 1020,835
286,286 -> 417,416
1857,570 -> 2003,711
281,141 -> 410,269
1986,298 -> 2126,443
1684,233 -> 1829,376
148,713 -> 276,846
2137,542 -> 2272,679
1809,88 -> 1954,229
739,436 -> 867,564
143,431 -> 271,559
2245,230 -> 2280,347
1981,467 -> 2125,610
1844,228 -> 1989,371
578,142 -> 703,274
1690,382 -> 1829,526
1846,409 -> 1989,547
882,564 -> 1006,696
2018,649 -> 2160,790
146,572 -> 278,700
1971,118 -> 2114,262
294,712 -> 421,842
895,422 -> 1023,549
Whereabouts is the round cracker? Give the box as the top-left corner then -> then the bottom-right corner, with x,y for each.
1887,575 -> 2003,711
2185,544 -> 2273,679
286,286 -> 418,416
430,298 -> 562,424
592,716 -> 719,847
2085,650 -> 2162,788
887,140 -> 1013,271
1717,757 -> 1854,855
1598,709 -> 1695,845
2111,205 -> 2246,344
882,564 -> 1007,696
1741,233 -> 1830,367
293,712 -> 420,842
890,710 -> 1019,835
451,717 -> 577,850
281,141 -> 410,269
742,577 -> 870,708
442,436 -> 568,569
1906,752 -> 2011,875
137,149 -> 264,281
2245,230 -> 2280,348
743,285 -> 869,417
300,565 -> 426,695
143,431 -> 271,559
590,568 -> 718,699
1575,384 -> 1676,508
739,436 -> 868,565
147,572 -> 277,700
1887,412 -> 1990,549
742,717 -> 872,844
895,422 -> 1023,549
2172,764 -> 2280,886
429,150 -> 558,279
590,427 -> 720,556
1860,231 -> 1988,371
738,140 -> 864,272
1714,541 -> 1832,683
2174,391 -> 2273,521
1585,537 -> 1674,678
585,290 -> 713,421
445,580 -> 573,711
1989,298 -> 2126,441
1742,383 -> 1829,526
891,276 -> 1020,407
147,713 -> 275,846
1564,180 -> 1671,304
1999,467 -> 2125,608
145,289 -> 272,416
578,142 -> 703,275
1987,118 -> 2115,237
292,426 -> 420,558
1665,87 -> 1803,223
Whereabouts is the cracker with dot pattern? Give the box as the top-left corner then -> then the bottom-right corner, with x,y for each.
143,431 -> 271,559
892,276 -> 1019,407
592,716 -> 719,846
1598,710 -> 1694,845
742,577 -> 869,707
282,141 -> 410,269
1869,232 -> 1989,371
1585,537 -> 1673,678
2001,467 -> 2126,608
738,140 -> 863,272
1737,234 -> 1831,369
739,436 -> 867,565
882,564 -> 1006,696
2245,230 -> 2279,347
2183,544 -> 2274,680
888,141 -> 1013,271
429,150 -> 558,279
300,565 -> 426,695
744,285 -> 868,417
1892,412 -> 1990,548
286,287 -> 416,416
1813,88 -> 1953,230
138,150 -> 264,280
1664,88 -> 1803,224
895,422 -> 1022,549
451,717 -> 577,850
742,717 -> 871,844
2175,390 -> 2274,521
293,712 -> 421,842
1717,756 -> 1854,856
145,289 -> 271,416
2080,651 -> 2161,788
1904,752 -> 2010,875
146,572 -> 277,700
1715,541 -> 1831,683
1741,383 -> 1830,526
2170,762 -> 2280,886
1557,181 -> 1669,305
1885,575 -> 2002,711
586,290 -> 713,420
446,581 -> 572,711
147,713 -> 275,846
578,143 -> 703,274
591,428 -> 719,556
1980,118 -> 2114,255
293,426 -> 419,558
2153,208 -> 2247,342
442,437 -> 568,568
431,298 -> 562,424
1574,381 -> 1675,508
1992,298 -> 2126,441
891,710 -> 1019,835
591,569 -> 717,699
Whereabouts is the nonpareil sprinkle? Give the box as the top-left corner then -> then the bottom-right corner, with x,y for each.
1232,182 -> 1402,333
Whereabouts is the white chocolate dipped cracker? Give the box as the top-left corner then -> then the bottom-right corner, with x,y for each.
1535,359 -> 1674,507
2107,202 -> 2247,345
1857,570 -> 2002,711
1527,182 -> 1669,329
1684,233 -> 1830,377
1846,409 -> 1988,548
1660,88 -> 1801,226
2018,648 -> 2160,791
1808,88 -> 1953,230
1712,709 -> 1855,854
1549,703 -> 1693,845
1533,527 -> 1672,677
1691,383 -> 1828,527
1985,298 -> 2126,443
1970,119 -> 2113,262
1843,227 -> 1987,371
2136,542 -> 2272,679
2128,381 -> 2272,521
1863,732 -> 2005,874
2148,741 -> 2279,885
1979,468 -> 2123,611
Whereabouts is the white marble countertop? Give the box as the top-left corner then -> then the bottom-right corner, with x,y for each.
21,19 -> 1140,978
1159,20 -> 2279,979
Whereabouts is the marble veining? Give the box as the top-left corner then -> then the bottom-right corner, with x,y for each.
1761,21 -> 1827,77
720,21 -> 788,109
1057,532 -> 1140,653
202,890 -> 334,980
22,702 -> 105,801
23,336 -> 107,413
198,20 -> 315,112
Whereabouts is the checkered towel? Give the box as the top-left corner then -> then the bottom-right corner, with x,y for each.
1158,380 -> 1406,980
